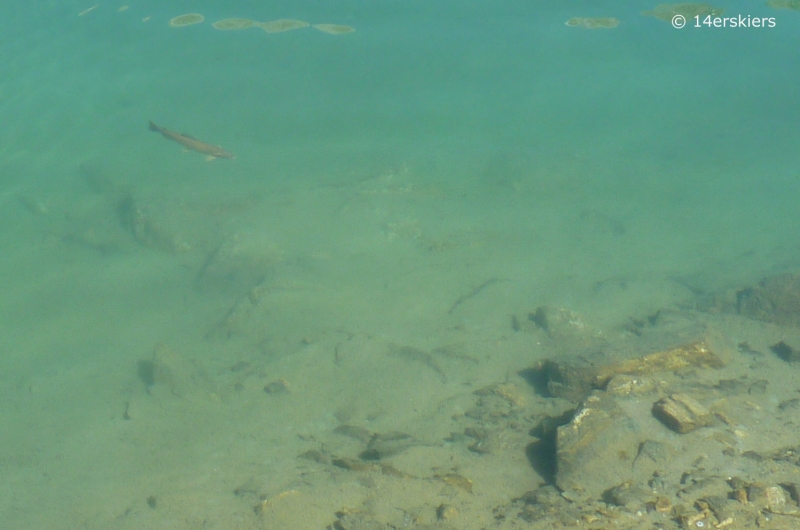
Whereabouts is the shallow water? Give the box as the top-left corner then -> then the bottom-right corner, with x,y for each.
1,1 -> 798,528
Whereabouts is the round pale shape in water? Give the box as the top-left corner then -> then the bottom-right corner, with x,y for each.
169,14 -> 204,27
212,18 -> 256,30
257,19 -> 310,33
312,23 -> 355,35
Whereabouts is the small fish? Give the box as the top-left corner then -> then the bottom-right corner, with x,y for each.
78,5 -> 99,16
149,121 -> 235,160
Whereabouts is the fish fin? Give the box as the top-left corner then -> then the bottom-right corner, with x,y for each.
182,133 -> 197,139
205,155 -> 216,162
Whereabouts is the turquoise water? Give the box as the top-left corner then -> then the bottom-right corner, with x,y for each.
1,1 -> 799,528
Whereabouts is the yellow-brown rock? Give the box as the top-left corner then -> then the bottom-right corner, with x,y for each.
652,393 -> 712,434
594,341 -> 723,387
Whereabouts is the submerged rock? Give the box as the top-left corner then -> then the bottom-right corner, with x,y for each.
737,273 -> 800,327
555,391 -> 639,501
652,393 -> 713,434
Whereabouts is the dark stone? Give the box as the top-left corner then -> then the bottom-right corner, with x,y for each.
528,306 -> 549,331
136,359 -> 155,387
742,450 -> 765,462
704,495 -> 736,523
298,449 -> 331,465
771,341 -> 800,363
555,391 -> 639,501
633,440 -> 672,469
778,398 -> 800,411
749,379 -> 769,395
603,482 -> 654,509
737,273 -> 800,326
538,359 -> 598,402
359,432 -> 418,460
526,408 -> 575,484
333,424 -> 373,443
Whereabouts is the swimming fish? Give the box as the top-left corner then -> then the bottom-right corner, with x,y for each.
148,121 -> 235,160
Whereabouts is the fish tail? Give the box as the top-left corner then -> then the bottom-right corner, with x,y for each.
148,121 -> 161,133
